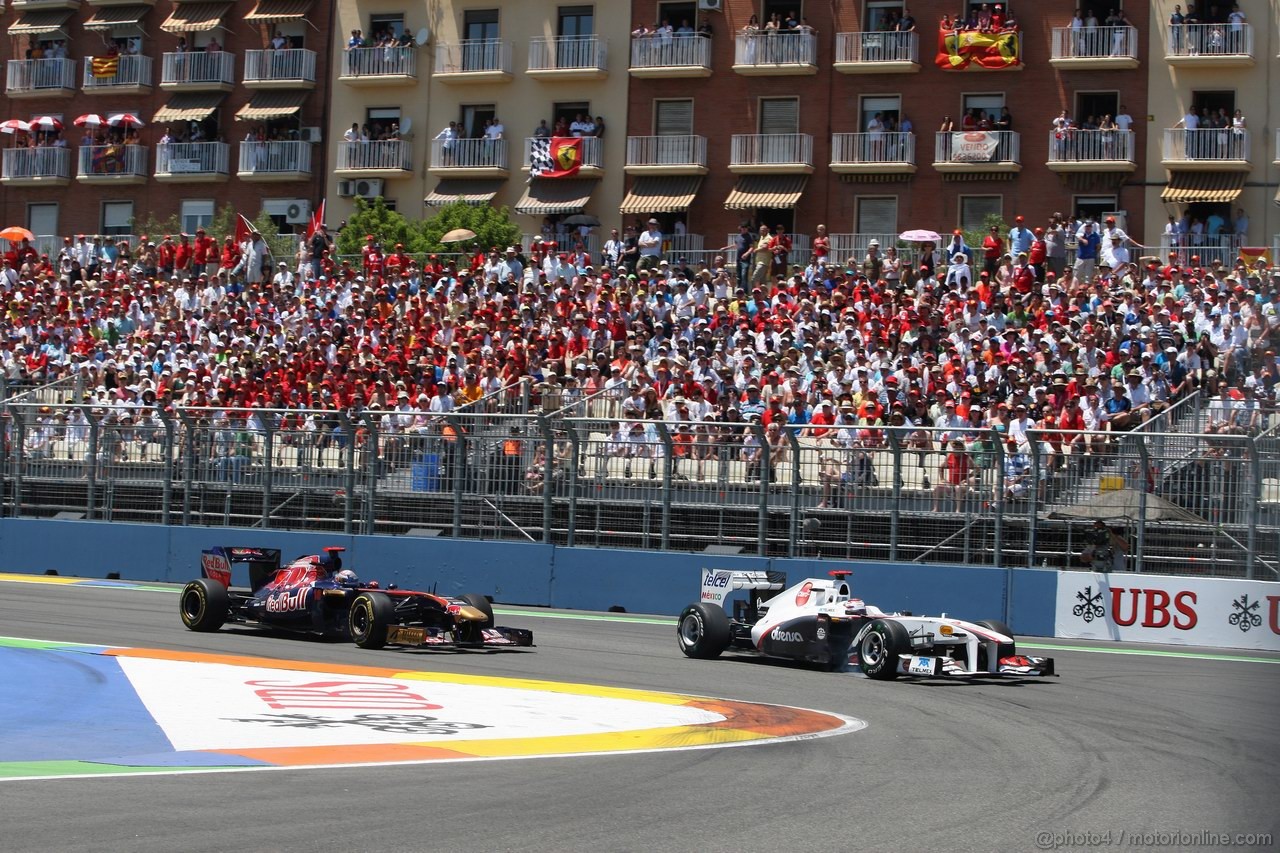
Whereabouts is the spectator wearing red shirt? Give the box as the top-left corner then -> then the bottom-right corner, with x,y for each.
174,234 -> 192,274
981,225 -> 1003,277
192,228 -> 216,277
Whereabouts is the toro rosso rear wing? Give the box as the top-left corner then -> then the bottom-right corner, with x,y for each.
201,547 -> 282,591
700,568 -> 786,609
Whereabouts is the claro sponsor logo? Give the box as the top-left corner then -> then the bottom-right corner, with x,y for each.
795,582 -> 813,607
770,626 -> 805,643
266,588 -> 310,613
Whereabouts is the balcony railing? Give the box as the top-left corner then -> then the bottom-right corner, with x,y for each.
729,133 -> 813,169
522,136 -> 602,170
1162,128 -> 1249,163
430,137 -> 509,171
160,52 -> 235,88
1275,129 -> 1280,164
340,46 -> 417,79
433,39 -> 512,76
934,130 -> 1021,165
82,55 -> 152,92
1047,129 -> 1136,163
155,142 -> 229,177
625,135 -> 708,170
1050,26 -> 1138,61
527,35 -> 607,73
243,49 -> 316,86
1159,235 -> 1246,270
1166,22 -> 1253,59
238,141 -> 311,177
830,132 -> 915,165
629,33 -> 712,72
1,147 -> 71,182
834,31 -> 919,66
77,144 -> 147,179
5,58 -> 75,95
336,140 -> 412,171
733,32 -> 817,69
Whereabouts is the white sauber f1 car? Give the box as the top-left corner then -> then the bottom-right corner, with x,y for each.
677,569 -> 1056,679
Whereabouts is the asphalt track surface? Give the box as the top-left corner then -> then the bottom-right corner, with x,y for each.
2,580 -> 1278,853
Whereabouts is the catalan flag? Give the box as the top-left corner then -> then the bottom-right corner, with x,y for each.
91,56 -> 120,79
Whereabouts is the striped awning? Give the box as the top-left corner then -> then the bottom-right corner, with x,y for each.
9,10 -> 73,36
424,179 -> 504,207
514,178 -> 596,216
84,6 -> 150,30
1160,172 -> 1246,204
619,176 -> 702,215
153,93 -> 224,124
245,0 -> 312,22
235,91 -> 308,121
723,175 -> 807,210
160,3 -> 232,33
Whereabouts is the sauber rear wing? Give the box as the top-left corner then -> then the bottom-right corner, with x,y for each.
201,546 -> 282,591
699,568 -> 786,609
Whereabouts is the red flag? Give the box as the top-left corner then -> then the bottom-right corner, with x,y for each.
307,199 -> 325,240
530,137 -> 582,178
234,213 -> 254,244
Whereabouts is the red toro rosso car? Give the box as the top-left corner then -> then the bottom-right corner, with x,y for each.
180,546 -> 533,651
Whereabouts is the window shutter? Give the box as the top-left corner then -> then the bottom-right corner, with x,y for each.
759,98 -> 799,135
655,100 -> 693,136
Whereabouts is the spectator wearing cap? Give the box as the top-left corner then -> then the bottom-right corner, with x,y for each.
637,219 -> 663,272
981,224 -> 1004,278
1073,221 -> 1100,282
1008,216 -> 1033,258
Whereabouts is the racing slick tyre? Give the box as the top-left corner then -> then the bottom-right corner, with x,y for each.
455,593 -> 495,645
975,619 -> 1016,670
180,578 -> 228,632
349,591 -> 395,649
676,603 -> 731,659
858,619 -> 909,680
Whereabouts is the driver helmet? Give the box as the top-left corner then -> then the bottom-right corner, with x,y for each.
845,598 -> 867,615
334,569 -> 360,587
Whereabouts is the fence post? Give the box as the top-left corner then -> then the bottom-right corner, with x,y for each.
260,419 -> 274,529
887,428 -> 902,561
160,410 -> 176,525
1246,435 -> 1260,580
446,414 -> 465,539
566,421 -> 581,548
1028,429 -> 1040,568
358,413 -> 378,536
754,420 -> 769,557
992,429 -> 1006,567
178,408 -> 195,525
81,406 -> 99,521
11,409 -> 24,519
787,428 -> 802,557
339,412 -> 355,534
1134,434 -> 1149,574
657,422 -> 674,551
538,414 -> 553,543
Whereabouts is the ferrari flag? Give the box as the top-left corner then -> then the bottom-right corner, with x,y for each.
91,56 -> 120,79
936,28 -> 1021,70
528,137 -> 582,178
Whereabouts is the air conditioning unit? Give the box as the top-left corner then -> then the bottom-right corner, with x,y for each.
299,126 -> 322,143
697,0 -> 723,11
354,178 -> 383,198
337,180 -> 355,198
284,200 -> 310,224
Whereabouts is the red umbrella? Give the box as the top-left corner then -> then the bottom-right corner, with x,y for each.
0,119 -> 29,134
28,116 -> 63,131
73,114 -> 106,128
107,113 -> 145,128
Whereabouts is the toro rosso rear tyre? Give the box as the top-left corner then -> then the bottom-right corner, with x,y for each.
180,578 -> 228,632
975,619 -> 1016,670
859,619 -> 909,680
349,591 -> 395,649
677,603 -> 731,659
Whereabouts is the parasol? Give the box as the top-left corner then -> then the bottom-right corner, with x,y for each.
440,228 -> 477,243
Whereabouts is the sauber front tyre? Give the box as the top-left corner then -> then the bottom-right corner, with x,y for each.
858,619 -> 909,680
676,603 -> 731,659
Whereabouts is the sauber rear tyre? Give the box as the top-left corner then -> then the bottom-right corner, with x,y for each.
349,591 -> 395,649
180,578 -> 228,632
677,603 -> 731,659
859,619 -> 909,680
975,619 -> 1016,670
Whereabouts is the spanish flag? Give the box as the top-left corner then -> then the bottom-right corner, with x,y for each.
1238,247 -> 1272,268
936,29 -> 1021,71
91,56 -> 120,79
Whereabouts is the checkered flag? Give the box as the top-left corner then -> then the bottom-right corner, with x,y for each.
527,137 -> 553,181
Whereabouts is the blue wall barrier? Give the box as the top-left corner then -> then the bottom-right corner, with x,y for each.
0,519 -> 1059,637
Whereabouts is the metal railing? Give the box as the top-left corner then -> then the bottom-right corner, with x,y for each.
340,45 -> 416,78
77,144 -> 147,178
431,137 -> 508,170
243,49 -> 317,85
1050,25 -> 1138,60
1,147 -> 71,181
934,130 -> 1020,164
1047,129 -> 1135,163
834,31 -> 918,64
336,140 -> 412,171
730,133 -> 813,167
1162,128 -> 1249,162
82,55 -> 152,91
522,136 -> 602,169
434,39 -> 512,75
629,33 -> 712,70
5,58 -> 75,93
1157,235 -> 1248,269
160,51 -> 235,87
831,132 -> 915,165
827,234 -> 907,265
155,142 -> 230,177
528,35 -> 607,72
733,32 -> 817,67
1166,22 -> 1254,58
238,140 -> 311,176
625,135 -> 707,168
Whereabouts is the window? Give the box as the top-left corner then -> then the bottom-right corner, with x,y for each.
460,104 -> 495,139
856,197 -> 898,235
756,208 -> 794,233
1073,196 -> 1119,227
864,1 -> 904,31
654,99 -> 693,136
759,97 -> 799,135
463,9 -> 499,41
860,95 -> 901,133
762,0 -> 802,23
366,107 -> 401,139
369,14 -> 405,40
180,200 -> 213,236
959,196 -> 1002,232
657,2 -> 697,32
102,200 -> 134,237
1074,91 -> 1119,125
27,202 -> 58,239
553,101 -> 590,128
557,6 -> 594,37
273,23 -> 305,49
1190,90 -> 1235,116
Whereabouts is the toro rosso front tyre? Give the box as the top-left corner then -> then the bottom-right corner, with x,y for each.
677,603 -> 731,659
454,592 -> 495,645
180,578 -> 228,632
858,619 -> 909,680
348,591 -> 395,649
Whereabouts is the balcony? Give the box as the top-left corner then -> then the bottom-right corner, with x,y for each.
1046,129 -> 1136,172
829,132 -> 916,175
833,32 -> 919,73
625,135 -> 708,175
339,46 -> 416,85
1,147 -> 71,187
429,138 -> 510,178
82,54 -> 152,95
1275,129 -> 1280,165
77,143 -> 147,184
527,35 -> 607,80
733,32 -> 817,75
629,34 -> 712,78
729,134 -> 813,174
334,140 -> 413,176
11,0 -> 78,9
1049,26 -> 1139,69
1165,23 -> 1254,66
237,140 -> 312,181
154,142 -> 229,182
433,40 -> 513,83
1161,129 -> 1250,171
243,49 -> 316,89
5,58 -> 75,98
933,131 -> 1021,174
521,136 -> 602,175
160,52 -> 235,92
86,0 -> 151,5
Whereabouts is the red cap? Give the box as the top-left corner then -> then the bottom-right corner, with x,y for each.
1015,216 -> 1024,222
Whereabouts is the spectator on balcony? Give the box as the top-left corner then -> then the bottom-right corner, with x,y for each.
532,119 -> 551,140
552,115 -> 569,137
347,30 -> 364,49
205,37 -> 222,53
897,8 -> 916,32
592,116 -> 606,139
698,21 -> 713,39
1227,5 -> 1246,51
740,15 -> 760,63
433,121 -> 458,164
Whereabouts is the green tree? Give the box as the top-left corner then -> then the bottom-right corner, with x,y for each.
207,203 -> 240,241
411,201 -> 521,255
131,212 -> 181,241
962,212 -> 1010,257
335,197 -> 412,256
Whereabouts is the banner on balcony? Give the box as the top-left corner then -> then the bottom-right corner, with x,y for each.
1238,247 -> 1272,267
949,132 -> 1001,162
91,56 -> 120,78
529,137 -> 582,179
935,29 -> 1020,70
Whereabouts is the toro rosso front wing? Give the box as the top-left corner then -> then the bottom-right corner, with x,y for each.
878,652 -> 1056,678
384,623 -> 534,649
